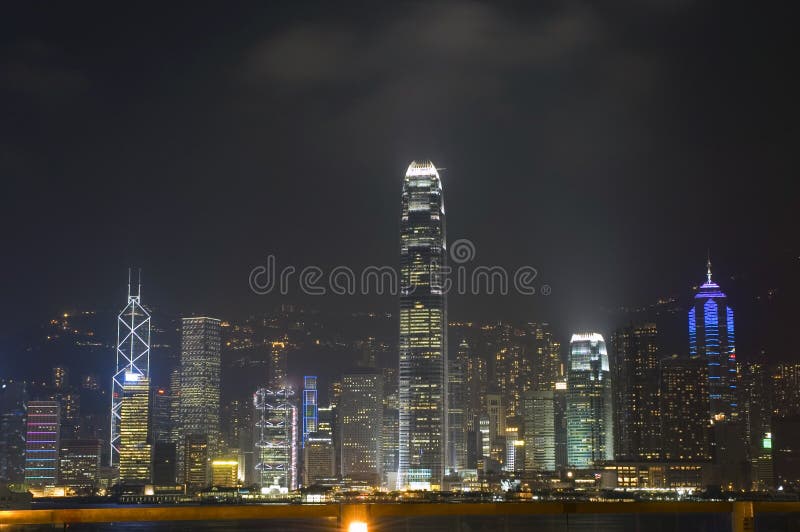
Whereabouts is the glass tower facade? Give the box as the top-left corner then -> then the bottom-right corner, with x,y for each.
689,259 -> 737,420
398,160 -> 447,490
566,333 -> 613,468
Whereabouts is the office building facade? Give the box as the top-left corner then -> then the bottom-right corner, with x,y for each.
24,400 -> 61,487
340,373 -> 383,484
612,323 -> 660,460
179,317 -> 222,473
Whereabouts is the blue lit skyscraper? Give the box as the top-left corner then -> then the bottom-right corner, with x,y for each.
398,160 -> 447,490
302,376 -> 318,447
566,333 -> 613,468
689,257 -> 737,420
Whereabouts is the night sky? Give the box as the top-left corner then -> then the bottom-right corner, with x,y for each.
1,2 -> 797,352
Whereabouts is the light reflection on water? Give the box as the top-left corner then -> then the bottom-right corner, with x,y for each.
6,513 -> 746,532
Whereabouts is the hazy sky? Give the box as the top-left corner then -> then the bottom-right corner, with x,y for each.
1,1 -> 797,340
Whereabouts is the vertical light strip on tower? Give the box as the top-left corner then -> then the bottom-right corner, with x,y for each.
111,269 -> 151,467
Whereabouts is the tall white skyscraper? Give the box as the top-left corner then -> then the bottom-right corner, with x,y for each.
398,160 -> 447,490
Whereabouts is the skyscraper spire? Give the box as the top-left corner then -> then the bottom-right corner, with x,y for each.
706,251 -> 712,283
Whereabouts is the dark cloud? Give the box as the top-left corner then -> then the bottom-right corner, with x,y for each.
241,3 -> 606,87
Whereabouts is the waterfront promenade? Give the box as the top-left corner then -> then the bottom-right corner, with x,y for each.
1,500 -> 793,531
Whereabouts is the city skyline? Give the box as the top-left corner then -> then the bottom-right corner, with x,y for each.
1,3 -> 799,525
2,247 -> 798,498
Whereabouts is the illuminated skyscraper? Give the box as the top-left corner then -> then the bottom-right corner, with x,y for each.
566,333 -> 613,468
522,390 -> 556,471
772,363 -> 800,418
340,373 -> 383,485
302,376 -> 318,447
111,271 -> 151,467
211,458 -> 239,488
254,387 -> 297,493
178,317 -> 221,474
304,432 -> 335,485
24,401 -> 60,487
689,258 -> 737,420
184,434 -> 208,493
528,322 -> 562,392
485,392 -> 505,448
611,323 -> 660,460
118,376 -> 151,483
398,160 -> 447,490
659,355 -> 710,461
58,439 -> 101,495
